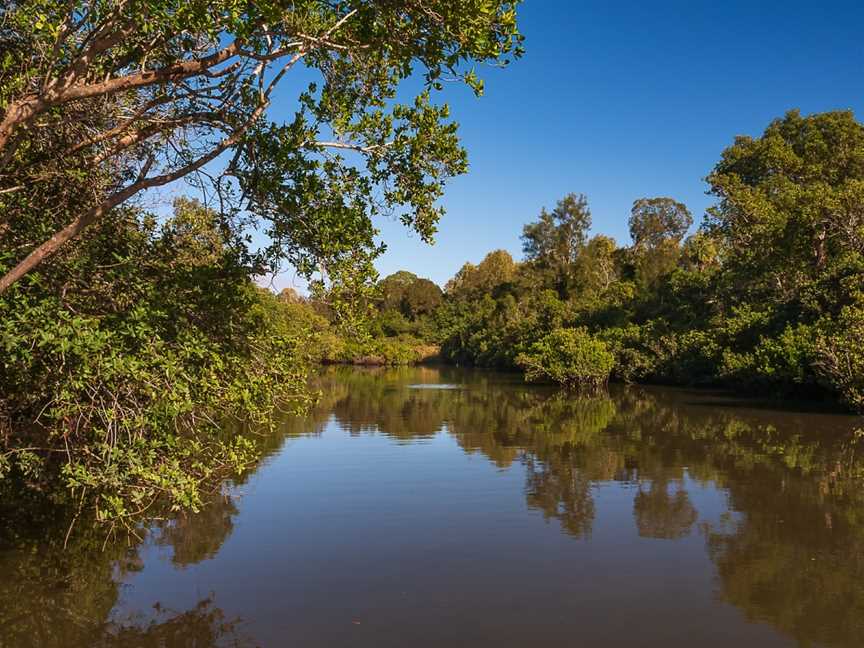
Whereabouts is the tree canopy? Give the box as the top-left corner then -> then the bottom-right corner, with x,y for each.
418,111 -> 864,409
706,109 -> 864,305
379,271 -> 442,320
0,0 -> 524,292
521,193 -> 592,296
446,249 -> 517,298
629,197 -> 693,249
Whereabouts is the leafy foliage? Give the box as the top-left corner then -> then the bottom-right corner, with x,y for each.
378,271 -> 443,319
406,111 -> 864,409
629,197 -> 693,249
521,193 -> 592,296
816,304 -> 864,410
0,200 -> 316,523
0,0 -> 525,525
516,328 -> 614,390
0,0 -> 524,293
446,249 -> 517,299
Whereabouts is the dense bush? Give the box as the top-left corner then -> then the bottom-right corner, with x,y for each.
319,332 -> 440,366
816,305 -> 864,410
596,324 -> 659,383
0,202 -> 316,524
312,269 -> 447,366
515,328 -> 615,390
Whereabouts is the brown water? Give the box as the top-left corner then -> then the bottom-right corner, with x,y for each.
2,366 -> 864,647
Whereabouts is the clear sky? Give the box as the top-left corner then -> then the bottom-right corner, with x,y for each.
273,0 -> 864,292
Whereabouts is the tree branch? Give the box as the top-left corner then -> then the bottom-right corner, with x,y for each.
0,6 -> 363,291
313,140 -> 394,153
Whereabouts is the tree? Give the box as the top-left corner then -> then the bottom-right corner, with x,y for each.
627,197 -> 692,291
0,198 -> 316,522
521,193 -> 592,297
379,271 -> 420,310
522,193 -> 592,264
706,109 -> 864,305
427,113 -> 864,408
0,0 -> 524,293
445,249 -> 516,298
402,278 -> 443,319
629,197 -> 693,249
278,287 -> 303,304
515,327 -> 614,390
378,271 -> 442,319
571,234 -> 619,298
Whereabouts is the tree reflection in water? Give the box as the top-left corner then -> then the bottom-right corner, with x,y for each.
95,596 -> 250,648
317,366 -> 864,647
0,490 -> 254,647
633,481 -> 697,539
2,366 -> 863,648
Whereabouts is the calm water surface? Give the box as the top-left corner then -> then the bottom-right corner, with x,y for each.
2,367 -> 864,647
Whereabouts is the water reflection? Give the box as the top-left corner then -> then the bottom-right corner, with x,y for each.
314,366 -> 864,646
153,495 -> 239,568
0,492 -> 253,647
633,482 -> 697,539
1,366 -> 863,647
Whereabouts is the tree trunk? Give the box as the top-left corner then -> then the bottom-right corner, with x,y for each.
0,96 -> 44,166
814,227 -> 827,269
0,189 -> 133,294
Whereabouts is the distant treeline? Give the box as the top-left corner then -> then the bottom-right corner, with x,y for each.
329,110 -> 864,410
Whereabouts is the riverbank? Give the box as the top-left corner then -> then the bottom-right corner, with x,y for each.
318,334 -> 442,366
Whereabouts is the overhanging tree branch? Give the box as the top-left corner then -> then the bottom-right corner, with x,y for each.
0,0 -> 523,294
0,44 -> 309,294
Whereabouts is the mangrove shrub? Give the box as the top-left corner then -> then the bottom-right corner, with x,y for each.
516,328 -> 615,390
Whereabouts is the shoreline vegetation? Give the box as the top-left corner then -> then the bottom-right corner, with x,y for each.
0,0 -> 524,528
1,1 -> 862,533
320,348 -> 443,367
302,111 -> 864,411
4,109 -> 864,533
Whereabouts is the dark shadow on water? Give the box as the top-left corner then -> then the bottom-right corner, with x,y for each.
632,382 -> 858,416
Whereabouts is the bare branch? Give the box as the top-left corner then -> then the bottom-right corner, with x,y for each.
313,141 -> 394,154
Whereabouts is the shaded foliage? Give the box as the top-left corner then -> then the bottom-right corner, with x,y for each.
0,199 -> 315,523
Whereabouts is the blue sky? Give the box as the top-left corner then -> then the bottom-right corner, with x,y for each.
272,0 -> 864,291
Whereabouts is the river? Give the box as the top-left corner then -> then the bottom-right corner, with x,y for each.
2,366 -> 863,647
